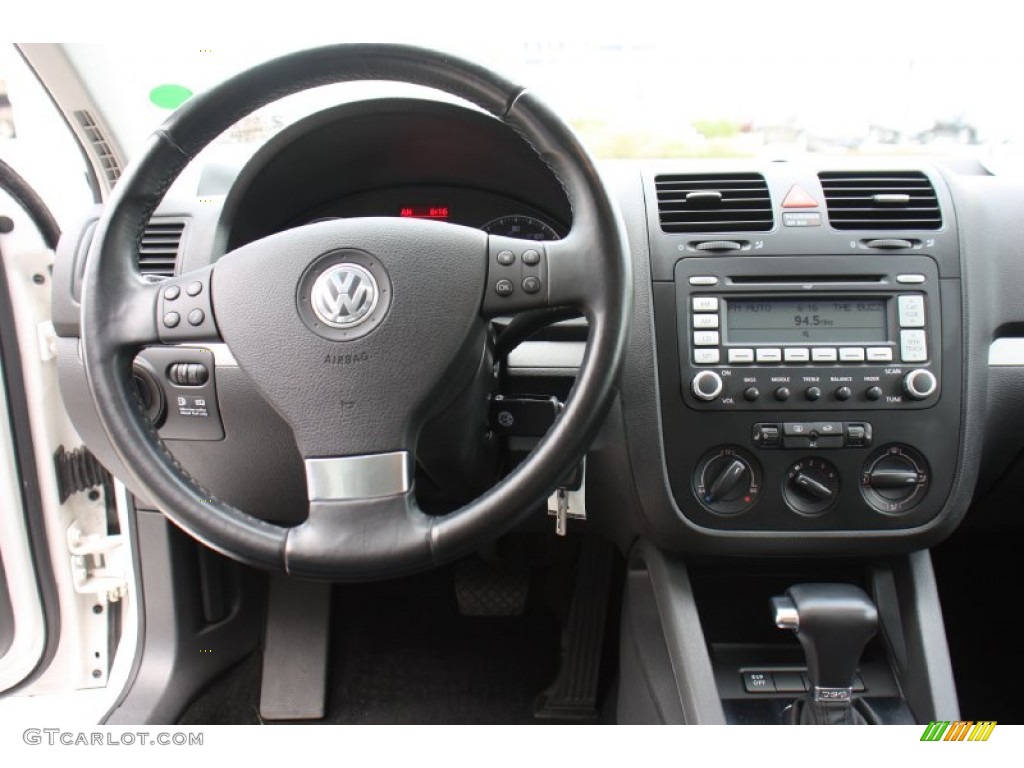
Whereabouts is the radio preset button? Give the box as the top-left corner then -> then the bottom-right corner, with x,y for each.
900,330 -> 928,362
839,347 -> 866,362
898,295 -> 926,328
784,348 -> 810,362
694,331 -> 720,346
693,314 -> 720,329
835,386 -> 853,401
866,347 -> 894,362
897,274 -> 926,284
692,297 -> 719,312
811,347 -> 838,362
774,387 -> 792,402
805,386 -> 822,401
694,349 -> 721,365
756,348 -> 783,363
729,348 -> 755,364
689,276 -> 719,286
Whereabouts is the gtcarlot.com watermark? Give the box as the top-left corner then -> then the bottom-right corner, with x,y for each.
23,729 -> 203,747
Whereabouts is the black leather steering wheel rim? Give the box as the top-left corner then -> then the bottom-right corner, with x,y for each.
80,44 -> 632,580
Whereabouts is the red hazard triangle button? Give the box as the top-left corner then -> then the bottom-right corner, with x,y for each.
782,185 -> 819,208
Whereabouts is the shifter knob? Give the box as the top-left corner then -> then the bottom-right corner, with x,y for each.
771,583 -> 878,701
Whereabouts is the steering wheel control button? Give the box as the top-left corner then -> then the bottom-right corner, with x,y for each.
805,386 -> 822,401
495,279 -> 514,297
835,386 -> 853,401
691,371 -> 724,402
522,249 -> 541,266
186,281 -> 204,297
693,447 -> 761,515
496,249 -> 515,266
522,276 -> 542,294
187,309 -> 205,326
297,251 -> 393,341
163,311 -> 181,328
902,368 -> 938,400
861,444 -> 930,513
694,348 -> 720,365
164,285 -> 181,300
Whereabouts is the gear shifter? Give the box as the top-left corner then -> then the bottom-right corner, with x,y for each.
771,583 -> 878,725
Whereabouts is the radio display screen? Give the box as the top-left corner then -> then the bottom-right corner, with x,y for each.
725,298 -> 887,344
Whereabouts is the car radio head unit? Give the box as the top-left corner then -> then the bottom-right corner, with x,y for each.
676,256 -> 940,411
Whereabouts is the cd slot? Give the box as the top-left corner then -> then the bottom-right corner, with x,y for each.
728,275 -> 886,286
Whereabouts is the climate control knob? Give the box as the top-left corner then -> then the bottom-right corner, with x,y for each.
693,447 -> 761,516
691,370 -> 724,402
902,369 -> 938,400
861,445 -> 930,513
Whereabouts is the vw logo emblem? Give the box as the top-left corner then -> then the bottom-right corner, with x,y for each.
310,264 -> 380,329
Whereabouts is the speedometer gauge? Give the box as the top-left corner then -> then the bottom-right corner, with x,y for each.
481,215 -> 560,241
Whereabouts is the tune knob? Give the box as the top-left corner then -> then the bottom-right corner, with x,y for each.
691,370 -> 724,402
902,369 -> 938,400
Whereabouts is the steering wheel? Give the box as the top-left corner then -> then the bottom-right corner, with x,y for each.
80,45 -> 632,580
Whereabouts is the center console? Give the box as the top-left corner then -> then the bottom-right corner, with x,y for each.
646,167 -> 963,538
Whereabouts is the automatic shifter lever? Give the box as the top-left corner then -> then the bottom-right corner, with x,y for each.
771,583 -> 878,725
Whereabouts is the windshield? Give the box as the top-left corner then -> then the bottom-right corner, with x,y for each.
48,32 -> 1023,168
3,8 -> 1024,179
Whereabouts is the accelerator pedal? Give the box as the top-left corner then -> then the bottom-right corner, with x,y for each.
535,538 -> 616,722
259,574 -> 331,721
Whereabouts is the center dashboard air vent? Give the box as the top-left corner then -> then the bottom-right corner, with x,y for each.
818,171 -> 942,230
138,218 -> 186,278
655,173 -> 774,233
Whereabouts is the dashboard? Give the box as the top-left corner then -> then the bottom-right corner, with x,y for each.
51,95 -> 1023,558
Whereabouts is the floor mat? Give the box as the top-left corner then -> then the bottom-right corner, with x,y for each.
180,566 -> 563,724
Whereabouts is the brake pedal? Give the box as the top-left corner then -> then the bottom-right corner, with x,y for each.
455,558 -> 529,617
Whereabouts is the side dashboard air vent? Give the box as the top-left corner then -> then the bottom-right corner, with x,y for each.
138,219 -> 186,278
72,110 -> 123,186
818,171 -> 942,230
655,173 -> 773,233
